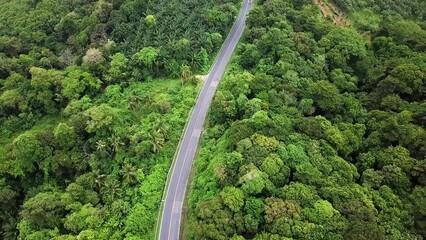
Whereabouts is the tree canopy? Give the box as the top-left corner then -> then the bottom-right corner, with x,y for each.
187,0 -> 426,239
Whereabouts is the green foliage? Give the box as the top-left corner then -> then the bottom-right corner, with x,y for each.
20,191 -> 65,229
187,0 -> 426,239
319,28 -> 367,71
62,66 -> 101,100
110,0 -> 239,76
210,90 -> 237,125
54,123 -> 77,149
105,53 -> 129,84
0,0 -> 239,237
64,204 -> 103,233
307,80 -> 342,112
238,167 -> 270,195
144,15 -> 157,28
1,0 -> 425,238
334,0 -> 425,20
350,9 -> 382,32
134,47 -> 159,69
0,78 -> 196,239
220,187 -> 245,212
7,131 -> 45,176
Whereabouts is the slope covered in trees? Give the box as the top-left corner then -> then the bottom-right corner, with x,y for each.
0,0 -> 239,80
333,0 -> 425,20
0,0 -> 240,239
187,0 -> 426,239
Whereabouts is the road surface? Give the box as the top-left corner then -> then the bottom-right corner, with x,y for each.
158,0 -> 252,239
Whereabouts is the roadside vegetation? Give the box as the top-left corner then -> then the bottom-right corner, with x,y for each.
334,0 -> 425,21
0,0 -> 240,239
187,0 -> 426,239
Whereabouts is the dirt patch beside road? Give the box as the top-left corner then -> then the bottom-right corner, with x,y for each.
313,0 -> 350,27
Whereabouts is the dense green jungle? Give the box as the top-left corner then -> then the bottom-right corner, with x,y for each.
0,0 -> 425,239
0,0 -> 239,239
186,0 -> 426,239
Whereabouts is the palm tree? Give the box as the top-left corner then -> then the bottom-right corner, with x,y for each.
166,59 -> 181,79
1,215 -> 18,240
109,135 -> 125,154
128,92 -> 143,110
180,65 -> 192,85
82,145 -> 93,160
102,178 -> 122,203
91,169 -> 106,191
121,163 -> 137,185
148,130 -> 165,153
156,121 -> 170,140
142,93 -> 155,105
96,140 -> 111,157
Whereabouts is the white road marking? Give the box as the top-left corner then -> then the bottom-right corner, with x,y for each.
173,201 -> 182,213
210,80 -> 219,87
192,129 -> 201,138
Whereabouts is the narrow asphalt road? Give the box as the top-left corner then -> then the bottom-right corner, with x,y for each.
158,1 -> 252,239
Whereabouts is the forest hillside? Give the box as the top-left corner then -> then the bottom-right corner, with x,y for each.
187,0 -> 426,239
0,0 -> 240,239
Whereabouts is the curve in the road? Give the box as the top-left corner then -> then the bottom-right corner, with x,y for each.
157,1 -> 252,239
